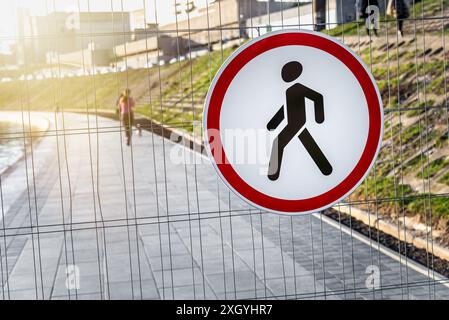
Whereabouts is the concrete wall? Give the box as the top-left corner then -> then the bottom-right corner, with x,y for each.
114,35 -> 189,67
115,51 -> 157,69
246,3 -> 315,34
58,47 -> 112,68
158,0 -> 240,46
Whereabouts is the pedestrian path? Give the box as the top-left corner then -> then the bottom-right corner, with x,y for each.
0,112 -> 448,300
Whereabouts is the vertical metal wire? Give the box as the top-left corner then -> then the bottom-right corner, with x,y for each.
17,14 -> 44,300
227,192 -> 237,299
411,0 -> 432,299
75,0 -> 109,299
277,0 -> 289,300
224,2 -> 238,299
353,0 -> 367,300
52,1 -> 80,300
359,0 -> 377,301
442,0 -> 449,139
384,0 -> 403,300
308,214 -> 317,299
336,0 -> 348,300
366,1 -> 384,299
247,0 -> 263,300
393,0 -> 408,298
1,0 -> 449,301
43,0 -> 73,300
259,212 -> 268,299
185,1 -> 207,299
118,0 -> 145,299
0,175 -> 10,299
139,0 -> 165,300
210,0 -> 230,300
23,52 -> 45,301
113,1 -> 138,300
347,204 -> 357,299
292,0 -> 303,300
172,0 -> 197,299
319,212 -> 327,300
419,0 -> 437,299
151,0 -> 175,298
249,208 -> 258,299
216,180 -> 228,299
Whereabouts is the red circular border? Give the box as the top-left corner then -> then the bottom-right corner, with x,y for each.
206,32 -> 382,213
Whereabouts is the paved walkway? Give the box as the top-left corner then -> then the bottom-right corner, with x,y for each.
0,112 -> 448,300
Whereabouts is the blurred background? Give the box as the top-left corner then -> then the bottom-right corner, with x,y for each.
0,0 -> 448,300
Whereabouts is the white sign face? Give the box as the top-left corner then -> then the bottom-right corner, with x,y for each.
203,30 -> 383,215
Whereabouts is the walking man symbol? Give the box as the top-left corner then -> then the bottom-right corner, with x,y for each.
267,61 -> 333,181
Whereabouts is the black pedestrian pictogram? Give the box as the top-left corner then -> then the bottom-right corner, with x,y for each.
267,61 -> 333,181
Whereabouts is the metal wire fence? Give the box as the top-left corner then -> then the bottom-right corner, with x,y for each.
0,0 -> 448,300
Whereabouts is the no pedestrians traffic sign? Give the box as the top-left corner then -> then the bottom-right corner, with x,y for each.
203,30 -> 384,215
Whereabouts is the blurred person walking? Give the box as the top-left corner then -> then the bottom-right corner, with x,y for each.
115,92 -> 123,115
357,0 -> 380,37
388,0 -> 410,37
119,88 -> 135,146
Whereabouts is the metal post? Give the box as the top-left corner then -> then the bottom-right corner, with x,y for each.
314,0 -> 326,31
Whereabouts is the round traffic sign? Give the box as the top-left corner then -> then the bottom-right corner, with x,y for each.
203,30 -> 383,215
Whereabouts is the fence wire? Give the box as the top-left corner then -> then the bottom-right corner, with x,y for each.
0,0 -> 448,300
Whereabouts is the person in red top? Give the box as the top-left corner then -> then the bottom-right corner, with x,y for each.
119,88 -> 135,146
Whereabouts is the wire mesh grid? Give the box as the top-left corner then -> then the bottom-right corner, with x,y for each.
0,0 -> 448,300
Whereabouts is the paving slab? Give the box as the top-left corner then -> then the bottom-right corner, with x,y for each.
0,112 -> 448,300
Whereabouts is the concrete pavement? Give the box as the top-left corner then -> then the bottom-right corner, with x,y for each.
0,112 -> 448,300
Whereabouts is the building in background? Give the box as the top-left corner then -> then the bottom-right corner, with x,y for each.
113,0 -> 301,68
14,0 -> 386,69
16,8 -> 131,66
113,0 -> 385,70
248,0 -> 386,35
158,0 -> 301,46
130,8 -> 146,31
114,34 -> 189,69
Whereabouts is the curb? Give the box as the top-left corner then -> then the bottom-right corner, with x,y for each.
334,205 -> 449,262
67,109 -> 205,154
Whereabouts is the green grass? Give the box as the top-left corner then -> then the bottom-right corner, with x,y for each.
0,68 -> 157,111
324,21 -> 360,37
439,172 -> 449,186
416,157 -> 449,179
412,0 -> 449,17
435,132 -> 448,148
405,107 -> 426,118
355,174 -> 449,218
135,47 -> 235,129
407,196 -> 449,218
407,154 -> 425,169
405,100 -> 435,117
383,123 -> 402,140
401,123 -> 422,144
355,176 -> 414,204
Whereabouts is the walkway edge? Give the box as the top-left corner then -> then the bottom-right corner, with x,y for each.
314,212 -> 449,289
68,109 -> 205,153
333,205 -> 449,263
